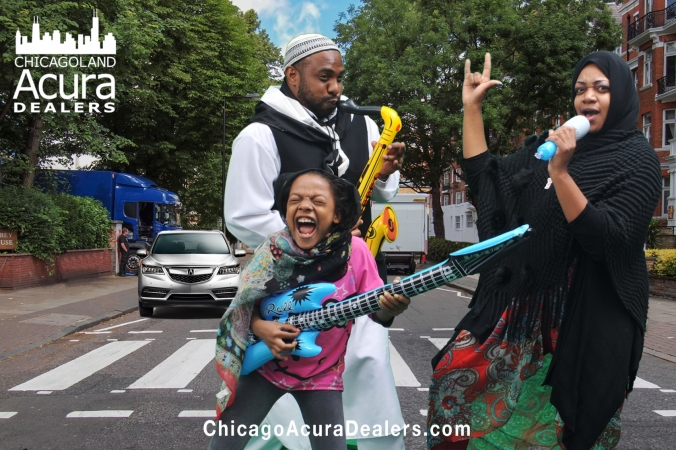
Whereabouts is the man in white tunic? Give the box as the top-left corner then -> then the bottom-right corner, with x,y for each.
224,34 -> 406,450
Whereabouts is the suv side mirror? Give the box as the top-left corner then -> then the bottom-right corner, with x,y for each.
136,249 -> 147,257
234,249 -> 246,258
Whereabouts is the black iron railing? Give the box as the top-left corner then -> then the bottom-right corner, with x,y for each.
629,4 -> 676,40
657,73 -> 676,95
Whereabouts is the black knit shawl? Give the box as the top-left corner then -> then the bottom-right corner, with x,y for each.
470,130 -> 661,339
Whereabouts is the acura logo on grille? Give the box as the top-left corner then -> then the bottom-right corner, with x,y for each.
187,268 -> 194,276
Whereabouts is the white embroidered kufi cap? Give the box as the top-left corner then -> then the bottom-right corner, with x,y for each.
283,33 -> 340,70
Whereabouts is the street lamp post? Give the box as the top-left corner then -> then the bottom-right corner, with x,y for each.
222,93 -> 260,239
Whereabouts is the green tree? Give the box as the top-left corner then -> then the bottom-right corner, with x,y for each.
0,0 -> 134,187
335,0 -> 621,237
98,1 -> 278,228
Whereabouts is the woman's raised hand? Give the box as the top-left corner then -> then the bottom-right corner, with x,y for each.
463,53 -> 502,108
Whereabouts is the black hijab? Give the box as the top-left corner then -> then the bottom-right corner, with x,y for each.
571,51 -> 639,133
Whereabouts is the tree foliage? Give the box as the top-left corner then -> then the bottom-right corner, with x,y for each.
335,0 -> 621,237
0,0 -> 279,229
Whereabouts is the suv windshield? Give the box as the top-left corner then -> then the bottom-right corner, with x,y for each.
152,233 -> 230,254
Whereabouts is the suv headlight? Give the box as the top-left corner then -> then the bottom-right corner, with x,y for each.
141,264 -> 164,274
218,265 -> 240,275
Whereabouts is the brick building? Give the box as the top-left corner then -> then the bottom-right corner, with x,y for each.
620,0 -> 675,230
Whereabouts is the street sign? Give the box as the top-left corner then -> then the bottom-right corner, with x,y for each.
0,230 -> 18,250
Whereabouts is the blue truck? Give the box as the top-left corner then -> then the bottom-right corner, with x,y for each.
54,170 -> 182,249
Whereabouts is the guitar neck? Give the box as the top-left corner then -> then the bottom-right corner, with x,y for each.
287,258 -> 463,331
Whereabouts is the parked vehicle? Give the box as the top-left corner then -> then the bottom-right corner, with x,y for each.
51,170 -> 182,250
372,193 -> 429,274
137,230 -> 245,317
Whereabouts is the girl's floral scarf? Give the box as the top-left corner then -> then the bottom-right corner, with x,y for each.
214,227 -> 352,418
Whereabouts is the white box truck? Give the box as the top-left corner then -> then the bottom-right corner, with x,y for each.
371,193 -> 429,274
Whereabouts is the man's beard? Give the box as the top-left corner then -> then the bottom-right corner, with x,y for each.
297,77 -> 338,120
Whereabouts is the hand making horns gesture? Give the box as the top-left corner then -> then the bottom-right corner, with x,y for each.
463,53 -> 502,108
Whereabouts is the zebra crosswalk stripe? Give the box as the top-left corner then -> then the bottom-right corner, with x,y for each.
127,339 -> 215,389
389,341 -> 420,387
9,341 -> 150,391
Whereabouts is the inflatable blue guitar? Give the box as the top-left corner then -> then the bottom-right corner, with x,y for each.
241,224 -> 532,375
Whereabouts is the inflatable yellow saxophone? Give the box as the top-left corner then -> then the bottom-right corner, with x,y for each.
338,100 -> 402,256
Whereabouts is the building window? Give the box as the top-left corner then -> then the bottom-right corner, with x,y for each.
644,50 -> 652,86
664,109 -> 675,147
666,43 -> 676,91
443,171 -> 450,187
466,214 -> 474,228
664,176 -> 671,215
632,68 -> 638,91
455,192 -> 462,204
645,0 -> 653,13
455,216 -> 461,230
643,113 -> 651,143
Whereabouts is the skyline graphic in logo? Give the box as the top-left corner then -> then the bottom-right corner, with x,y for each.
15,10 -> 116,55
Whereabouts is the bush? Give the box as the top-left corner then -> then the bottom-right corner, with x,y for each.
51,194 -> 111,250
0,187 -> 111,260
646,249 -> 676,277
0,186 -> 65,260
428,236 -> 473,261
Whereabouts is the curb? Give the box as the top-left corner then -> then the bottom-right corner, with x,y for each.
446,283 -> 476,297
0,305 -> 139,362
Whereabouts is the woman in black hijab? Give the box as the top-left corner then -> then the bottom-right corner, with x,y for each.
427,51 -> 662,449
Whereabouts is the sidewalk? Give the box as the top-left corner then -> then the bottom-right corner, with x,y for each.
441,270 -> 676,364
0,275 -> 138,361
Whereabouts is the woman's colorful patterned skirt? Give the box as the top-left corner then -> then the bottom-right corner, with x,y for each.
427,304 -> 622,450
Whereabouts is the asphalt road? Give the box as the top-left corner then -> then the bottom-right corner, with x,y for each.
0,276 -> 674,450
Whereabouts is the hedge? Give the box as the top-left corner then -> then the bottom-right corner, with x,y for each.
646,249 -> 676,278
0,187 -> 110,260
428,236 -> 473,261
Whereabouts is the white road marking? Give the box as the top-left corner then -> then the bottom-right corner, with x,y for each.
36,391 -> 52,395
177,389 -> 193,393
660,389 -> 676,393
190,330 -> 218,333
0,412 -> 18,419
186,338 -> 196,340
82,331 -> 111,334
654,410 -> 676,417
9,341 -> 150,391
634,377 -> 660,389
67,410 -> 133,418
389,341 -> 420,387
432,328 -> 455,331
96,318 -> 149,332
128,330 -> 162,334
110,390 -> 126,394
420,335 -> 430,338
107,339 -> 118,342
178,410 -> 214,418
145,339 -> 155,341
389,328 -> 405,331
435,288 -> 471,298
417,388 -> 429,391
128,339 -> 215,389
420,409 -> 427,416
69,340 -> 79,342
428,338 -> 450,350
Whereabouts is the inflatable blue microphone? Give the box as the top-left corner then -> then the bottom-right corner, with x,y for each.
534,115 -> 590,161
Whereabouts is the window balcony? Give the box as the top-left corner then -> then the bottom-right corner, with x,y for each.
628,4 -> 676,47
657,73 -> 676,102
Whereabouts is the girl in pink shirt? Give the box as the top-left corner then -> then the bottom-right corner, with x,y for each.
212,169 -> 409,450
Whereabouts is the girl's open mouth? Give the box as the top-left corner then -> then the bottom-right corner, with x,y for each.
296,217 -> 317,237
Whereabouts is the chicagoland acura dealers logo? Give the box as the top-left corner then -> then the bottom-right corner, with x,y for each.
13,10 -> 116,114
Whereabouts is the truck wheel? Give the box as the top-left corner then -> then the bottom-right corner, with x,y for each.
138,299 -> 153,317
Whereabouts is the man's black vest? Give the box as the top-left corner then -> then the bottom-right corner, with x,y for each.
249,97 -> 373,236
